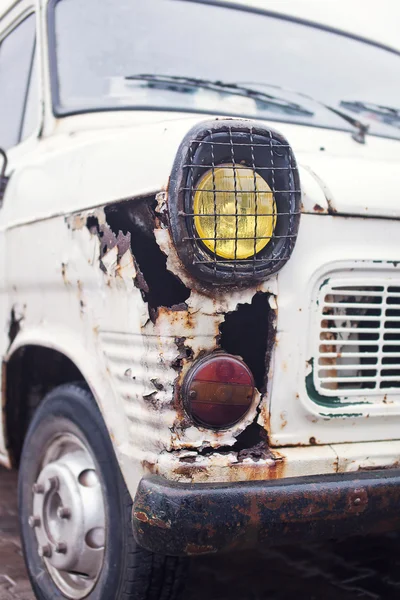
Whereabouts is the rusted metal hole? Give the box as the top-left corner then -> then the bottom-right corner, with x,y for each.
178,422 -> 270,460
8,307 -> 22,347
86,215 -> 99,233
219,292 -> 273,390
235,423 -> 272,461
104,198 -> 190,313
172,337 -> 194,371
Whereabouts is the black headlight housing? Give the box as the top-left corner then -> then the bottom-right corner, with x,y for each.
168,119 -> 301,286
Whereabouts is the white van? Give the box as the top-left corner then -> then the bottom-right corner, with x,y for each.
0,1 -> 400,599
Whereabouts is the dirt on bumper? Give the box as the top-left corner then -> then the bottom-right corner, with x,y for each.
132,469 -> 400,556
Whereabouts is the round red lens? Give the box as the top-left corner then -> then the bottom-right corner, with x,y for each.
184,354 -> 255,429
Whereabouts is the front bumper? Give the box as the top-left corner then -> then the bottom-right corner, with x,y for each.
132,469 -> 400,556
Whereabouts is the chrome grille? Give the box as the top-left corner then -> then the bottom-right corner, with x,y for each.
315,277 -> 400,398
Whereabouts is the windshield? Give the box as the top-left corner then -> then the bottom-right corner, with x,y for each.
51,0 -> 400,140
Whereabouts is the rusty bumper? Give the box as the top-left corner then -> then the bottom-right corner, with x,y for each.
132,470 -> 400,556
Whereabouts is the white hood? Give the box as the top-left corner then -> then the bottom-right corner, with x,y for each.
7,113 -> 400,226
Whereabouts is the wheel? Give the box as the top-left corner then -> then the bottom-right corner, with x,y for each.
18,382 -> 187,600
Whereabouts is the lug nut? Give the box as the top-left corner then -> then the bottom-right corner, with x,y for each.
55,542 -> 67,554
32,483 -> 44,495
48,476 -> 59,491
38,545 -> 52,558
28,515 -> 41,529
57,507 -> 71,520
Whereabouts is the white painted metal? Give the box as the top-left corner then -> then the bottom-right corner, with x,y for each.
0,0 -> 39,466
270,253 -> 400,448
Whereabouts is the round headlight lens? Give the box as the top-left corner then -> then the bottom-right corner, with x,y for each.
193,165 -> 276,260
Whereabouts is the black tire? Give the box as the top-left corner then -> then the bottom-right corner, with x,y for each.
18,382 -> 187,600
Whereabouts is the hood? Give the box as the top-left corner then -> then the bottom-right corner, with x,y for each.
298,152 -> 400,219
270,119 -> 400,220
8,112 -> 400,225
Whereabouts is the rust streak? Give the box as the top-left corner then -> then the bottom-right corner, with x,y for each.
133,511 -> 171,530
185,543 -> 216,555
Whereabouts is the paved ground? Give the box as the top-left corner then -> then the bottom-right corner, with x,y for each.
1,466 -> 400,599
0,469 -> 33,600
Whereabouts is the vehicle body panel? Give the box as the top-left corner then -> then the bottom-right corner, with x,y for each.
0,0 -> 400,505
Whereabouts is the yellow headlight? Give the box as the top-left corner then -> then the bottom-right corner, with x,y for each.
193,165 -> 276,260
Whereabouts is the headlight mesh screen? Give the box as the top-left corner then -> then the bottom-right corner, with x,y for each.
168,121 -> 301,285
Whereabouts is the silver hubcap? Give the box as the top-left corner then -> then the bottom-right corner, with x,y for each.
30,433 -> 106,599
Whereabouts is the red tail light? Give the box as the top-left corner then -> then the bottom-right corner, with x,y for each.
183,354 -> 255,429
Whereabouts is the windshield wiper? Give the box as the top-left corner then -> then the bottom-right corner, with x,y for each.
124,73 -> 314,117
237,81 -> 370,144
340,101 -> 400,128
324,105 -> 370,143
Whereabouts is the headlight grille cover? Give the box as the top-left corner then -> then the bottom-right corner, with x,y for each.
168,120 -> 301,285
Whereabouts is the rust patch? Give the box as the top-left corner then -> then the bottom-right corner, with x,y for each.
174,464 -> 209,478
347,488 -> 368,514
237,431 -> 273,463
98,224 -> 130,261
313,203 -> 325,213
185,543 -> 216,555
259,402 -> 271,436
142,460 -> 157,475
280,411 -> 288,430
179,455 -> 197,463
172,337 -> 194,371
133,510 -> 171,530
133,470 -> 400,556
357,461 -> 400,472
77,199 -> 282,466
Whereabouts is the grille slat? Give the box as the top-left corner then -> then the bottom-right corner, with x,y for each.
314,277 -> 400,398
320,327 -> 382,334
319,363 -> 378,370
321,315 -> 383,322
324,302 -> 383,309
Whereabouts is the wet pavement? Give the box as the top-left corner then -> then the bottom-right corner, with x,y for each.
1,466 -> 400,599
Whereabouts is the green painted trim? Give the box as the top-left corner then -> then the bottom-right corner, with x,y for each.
305,358 -> 371,409
320,412 -> 363,419
305,359 -> 341,406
